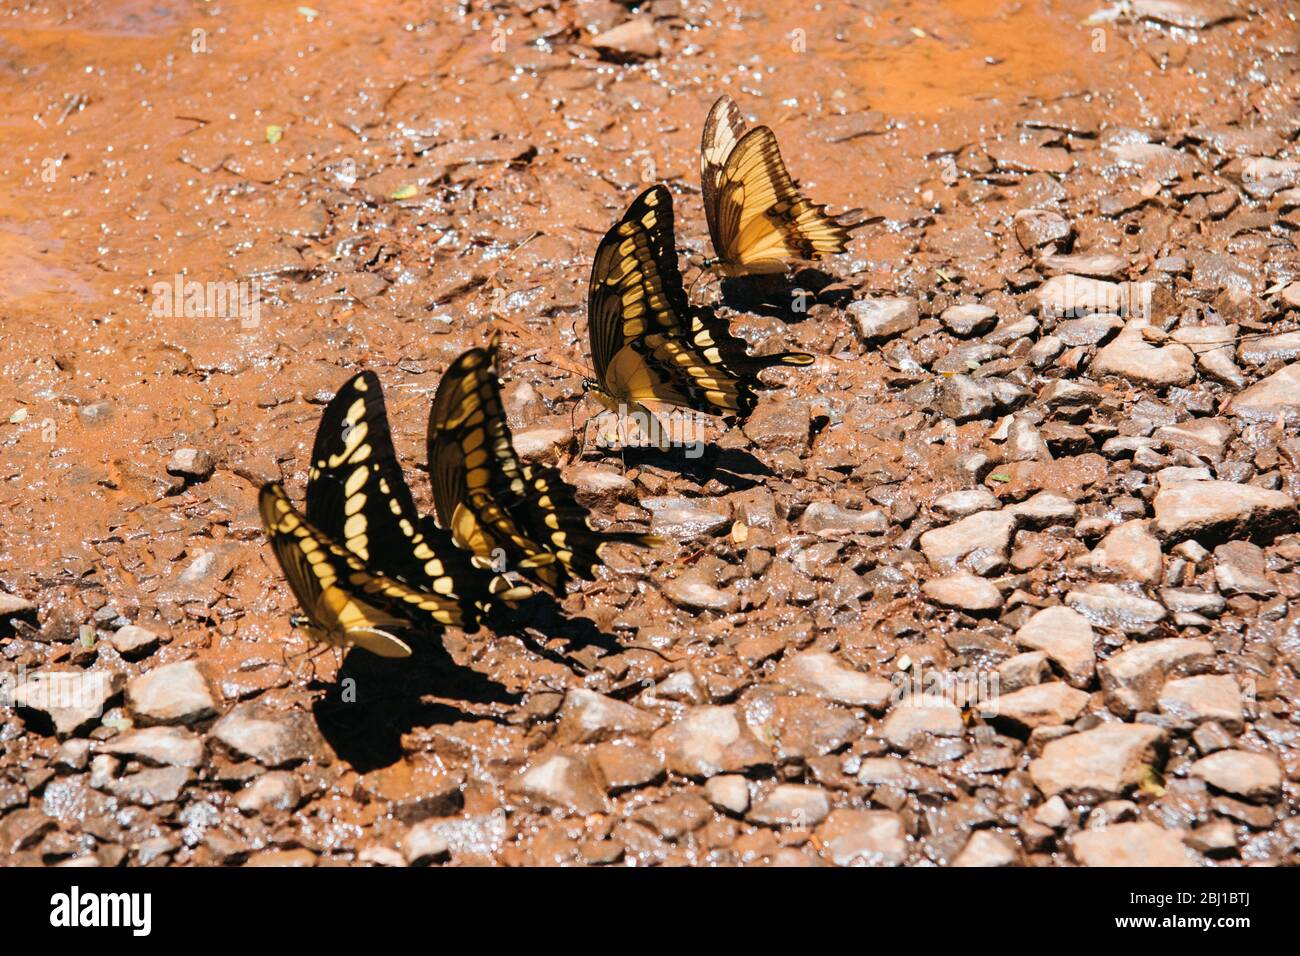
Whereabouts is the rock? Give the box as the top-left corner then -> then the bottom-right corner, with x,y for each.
166,448 -> 215,481
1212,541 -> 1275,596
996,652 -> 1051,694
511,752 -> 609,815
511,426 -> 570,462
1229,363 -> 1300,424
1006,491 -> 1078,527
651,705 -> 769,778
932,488 -> 999,519
568,467 -> 632,510
881,701 -> 963,750
986,683 -> 1089,731
1072,821 -> 1196,866
848,296 -> 918,341
1088,519 -> 1163,584
99,726 -> 204,768
1035,275 -> 1149,317
590,17 -> 662,61
939,375 -> 1027,422
704,775 -> 750,815
211,702 -> 327,767
0,593 -> 37,620
1029,724 -> 1166,802
1184,820 -> 1236,856
1152,480 -> 1296,543
815,809 -> 906,866
952,830 -> 1019,867
1038,252 -> 1127,279
555,689 -> 662,744
919,509 -> 1016,572
1189,750 -> 1281,802
1154,418 -> 1233,462
401,821 -> 450,866
1158,675 -> 1243,732
744,693 -> 860,761
1160,588 -> 1224,616
634,793 -> 712,839
1014,606 -> 1096,688
1035,795 -> 1072,829
10,669 -> 123,738
1099,638 -> 1214,717
1055,313 -> 1124,347
106,766 -> 192,806
1065,584 -> 1167,636
641,496 -> 731,539
921,571 -> 1003,612
235,771 -> 302,814
940,303 -> 997,337
107,624 -> 161,659
1013,208 -> 1072,251
1238,332 -> 1300,366
798,502 -> 888,534
126,660 -> 219,726
743,399 -> 811,451
774,651 -> 893,709
589,741 -> 664,792
663,574 -> 737,613
1093,323 -> 1194,387
1,808 -> 56,854
747,784 -> 830,827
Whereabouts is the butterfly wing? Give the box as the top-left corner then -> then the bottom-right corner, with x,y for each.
305,371 -> 523,625
260,482 -> 468,656
588,185 -> 815,422
707,112 -> 857,275
430,338 -> 657,594
701,94 -> 749,259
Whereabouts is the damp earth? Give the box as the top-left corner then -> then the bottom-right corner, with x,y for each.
2,0 -> 1299,866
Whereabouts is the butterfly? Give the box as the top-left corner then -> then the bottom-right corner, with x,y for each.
427,336 -> 658,595
304,370 -> 531,627
700,94 -> 858,276
259,482 -> 468,658
585,183 -> 814,446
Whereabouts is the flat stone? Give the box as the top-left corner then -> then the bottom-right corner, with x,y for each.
107,624 -> 162,660
704,774 -> 750,815
743,399 -> 812,451
1065,584 -> 1167,636
126,660 -> 219,726
663,574 -> 737,613
849,297 -> 918,342
940,303 -> 997,337
1035,275 -> 1150,318
1014,606 -> 1097,688
1014,208 -> 1072,251
211,702 -> 328,767
98,726 -> 204,768
1153,481 -> 1296,543
939,375 -> 1027,422
1158,675 -> 1243,732
511,426 -> 571,462
1189,749 -> 1281,802
932,488 -> 999,519
986,682 -> 1089,731
555,689 -> 662,744
1039,252 -> 1127,279
589,741 -> 664,792
1099,638 -> 1214,717
166,448 -> 215,481
590,16 -> 662,61
1029,724 -> 1166,802
106,766 -> 193,806
641,496 -> 731,539
1088,519 -> 1163,584
651,705 -> 770,778
10,669 -> 123,738
920,509 -> 1017,572
1006,491 -> 1079,527
881,701 -> 964,751
996,651 -> 1051,694
510,752 -> 610,815
1093,323 -> 1194,387
747,784 -> 830,827
774,651 -> 894,709
234,771 -> 302,814
815,808 -> 906,866
799,502 -> 889,534
402,821 -> 450,866
921,571 -> 1003,612
1213,540 -> 1275,596
1154,418 -> 1233,462
1072,821 -> 1196,866
952,830 -> 1019,867
1229,363 -> 1300,424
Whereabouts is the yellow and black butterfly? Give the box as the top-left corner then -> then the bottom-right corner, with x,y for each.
427,337 -> 658,595
304,370 -> 530,625
586,183 -> 814,445
700,94 -> 858,276
259,482 -> 465,658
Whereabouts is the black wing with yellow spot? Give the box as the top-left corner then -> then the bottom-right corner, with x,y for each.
305,371 -> 528,627
587,184 -> 814,422
701,94 -> 857,276
427,337 -> 657,595
260,482 -> 468,657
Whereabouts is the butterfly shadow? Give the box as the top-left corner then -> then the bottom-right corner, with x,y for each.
310,633 -> 521,773
717,268 -> 851,319
618,442 -> 774,492
489,590 -> 626,662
